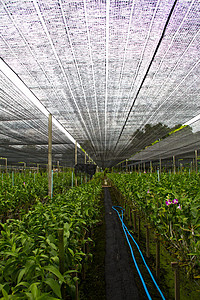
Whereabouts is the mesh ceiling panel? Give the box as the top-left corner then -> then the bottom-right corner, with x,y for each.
0,0 -> 200,167
130,121 -> 200,163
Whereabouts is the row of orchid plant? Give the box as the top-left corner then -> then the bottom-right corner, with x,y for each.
0,174 -> 102,299
0,171 -> 79,220
108,171 -> 200,275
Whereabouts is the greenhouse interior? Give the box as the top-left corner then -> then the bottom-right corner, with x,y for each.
0,0 -> 200,299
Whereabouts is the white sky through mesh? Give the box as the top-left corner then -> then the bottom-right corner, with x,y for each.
0,0 -> 200,167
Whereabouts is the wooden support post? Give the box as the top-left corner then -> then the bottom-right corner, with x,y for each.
48,114 -> 52,198
57,160 -> 60,174
37,164 -> 39,174
173,156 -> 176,174
195,150 -> 198,174
171,262 -> 180,300
156,234 -> 160,278
143,162 -> 145,173
75,141 -> 77,187
145,224 -> 150,258
134,165 -> 136,173
126,159 -> 128,173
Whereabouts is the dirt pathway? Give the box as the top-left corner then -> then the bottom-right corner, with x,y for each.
104,187 -> 139,300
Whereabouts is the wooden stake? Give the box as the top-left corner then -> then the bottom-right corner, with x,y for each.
138,215 -> 141,242
5,158 -> 7,174
58,228 -> 66,299
132,210 -> 137,233
48,114 -> 52,198
84,152 -> 87,183
145,224 -> 150,258
150,161 -> 152,173
159,158 -> 162,174
57,160 -> 60,174
171,262 -> 180,300
156,234 -> 160,278
58,228 -> 65,275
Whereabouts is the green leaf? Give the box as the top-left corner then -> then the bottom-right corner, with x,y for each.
44,266 -> 64,282
13,281 -> 29,292
30,283 -> 39,299
37,294 -> 61,300
17,268 -> 25,284
45,278 -> 62,298
68,248 -> 74,257
2,288 -> 9,300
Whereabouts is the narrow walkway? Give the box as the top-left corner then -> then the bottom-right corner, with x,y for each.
104,187 -> 139,300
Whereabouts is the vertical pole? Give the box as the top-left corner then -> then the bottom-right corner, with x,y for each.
37,164 -> 39,174
12,171 -> 14,186
156,234 -> 160,278
145,224 -> 150,258
143,162 -> 145,173
126,159 -> 128,173
134,165 -> 136,173
195,150 -> 198,174
173,156 -> 176,174
72,170 -> 74,187
58,228 -> 66,298
138,215 -> 140,242
157,169 -> 160,182
84,152 -> 87,183
51,170 -> 53,199
57,160 -> 60,174
48,114 -> 52,198
150,161 -> 152,173
132,210 -> 137,233
5,158 -> 7,174
159,158 -> 162,174
75,142 -> 77,187
171,262 -> 180,300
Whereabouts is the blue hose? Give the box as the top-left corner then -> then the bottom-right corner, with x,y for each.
112,206 -> 165,300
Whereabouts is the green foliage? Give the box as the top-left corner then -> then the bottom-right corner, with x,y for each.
0,174 -> 102,298
108,171 -> 200,273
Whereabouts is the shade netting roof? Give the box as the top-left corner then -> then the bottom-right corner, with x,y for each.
0,0 -> 200,167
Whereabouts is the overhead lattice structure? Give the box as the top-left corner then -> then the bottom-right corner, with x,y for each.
0,0 -> 200,168
129,120 -> 200,165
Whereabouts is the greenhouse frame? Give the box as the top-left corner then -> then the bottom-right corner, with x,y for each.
0,1 -> 200,299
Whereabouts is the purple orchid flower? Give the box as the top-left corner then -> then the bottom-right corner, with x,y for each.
166,199 -> 172,206
172,199 -> 178,204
